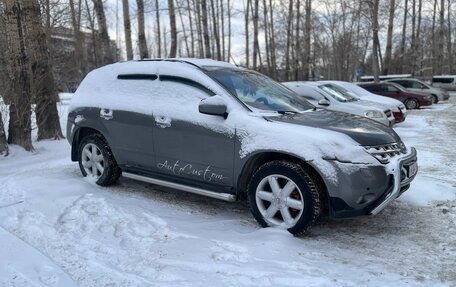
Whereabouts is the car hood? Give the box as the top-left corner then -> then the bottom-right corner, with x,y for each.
266,109 -> 401,146
355,99 -> 390,111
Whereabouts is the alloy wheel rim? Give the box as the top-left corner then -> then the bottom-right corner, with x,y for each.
255,174 -> 304,228
81,143 -> 105,179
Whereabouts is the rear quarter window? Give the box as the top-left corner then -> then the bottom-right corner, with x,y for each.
433,77 -> 455,84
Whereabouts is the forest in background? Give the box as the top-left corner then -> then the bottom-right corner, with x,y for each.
0,0 -> 455,153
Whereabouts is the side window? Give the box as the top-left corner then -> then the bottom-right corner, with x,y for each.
397,80 -> 411,88
385,84 -> 398,92
365,85 -> 381,92
410,81 -> 424,89
305,90 -> 325,101
153,75 -> 216,117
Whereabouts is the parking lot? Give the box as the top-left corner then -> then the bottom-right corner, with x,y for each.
0,94 -> 455,286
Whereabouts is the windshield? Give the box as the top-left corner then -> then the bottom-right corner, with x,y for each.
318,84 -> 358,102
205,68 -> 314,112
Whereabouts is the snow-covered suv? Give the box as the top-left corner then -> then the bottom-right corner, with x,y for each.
67,59 -> 418,235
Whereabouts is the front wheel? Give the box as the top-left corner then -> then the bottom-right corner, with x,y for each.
78,134 -> 121,186
405,98 -> 419,109
248,161 -> 322,235
431,94 -> 439,104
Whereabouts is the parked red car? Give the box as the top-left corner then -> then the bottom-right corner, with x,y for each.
358,82 -> 433,110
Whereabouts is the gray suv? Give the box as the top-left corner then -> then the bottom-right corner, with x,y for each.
67,59 -> 418,235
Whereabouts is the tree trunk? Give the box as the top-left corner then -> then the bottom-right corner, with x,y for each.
252,0 -> 259,69
437,0 -> 444,74
262,0 -> 271,74
244,0 -> 250,66
69,0 -> 86,80
92,0 -> 113,64
268,0 -> 277,79
447,0 -> 453,73
4,0 -> 33,151
167,0 -> 177,57
432,0 -> 437,74
400,0 -> 408,73
186,0 -> 195,57
194,0 -> 203,57
24,0 -> 63,140
285,0 -> 293,80
201,0 -> 211,58
227,0 -> 231,61
136,0 -> 148,59
210,0 -> 221,60
371,0 -> 380,82
0,112 -> 8,156
154,0 -> 161,58
383,0 -> 395,75
302,0 -> 311,80
122,0 -> 133,60
294,0 -> 301,80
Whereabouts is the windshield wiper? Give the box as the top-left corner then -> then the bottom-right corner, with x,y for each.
277,110 -> 299,115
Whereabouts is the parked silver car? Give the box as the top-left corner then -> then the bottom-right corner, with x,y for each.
319,80 -> 407,124
283,82 -> 395,126
387,78 -> 449,103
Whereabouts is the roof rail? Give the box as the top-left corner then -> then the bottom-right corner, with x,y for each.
138,58 -> 201,69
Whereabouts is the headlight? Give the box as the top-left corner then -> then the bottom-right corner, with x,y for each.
364,110 -> 384,118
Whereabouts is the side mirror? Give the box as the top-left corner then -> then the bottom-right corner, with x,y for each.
199,95 -> 228,119
318,99 -> 330,106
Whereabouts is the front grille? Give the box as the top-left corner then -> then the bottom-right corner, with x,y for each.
384,109 -> 392,117
364,142 -> 407,163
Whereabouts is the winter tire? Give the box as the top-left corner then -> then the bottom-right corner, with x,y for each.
248,161 -> 322,235
431,94 -> 438,104
78,134 -> 121,186
405,98 -> 419,110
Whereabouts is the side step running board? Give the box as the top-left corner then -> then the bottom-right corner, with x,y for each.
123,172 -> 237,202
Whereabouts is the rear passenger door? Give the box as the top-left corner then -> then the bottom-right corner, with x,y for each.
151,76 -> 235,189
99,74 -> 156,170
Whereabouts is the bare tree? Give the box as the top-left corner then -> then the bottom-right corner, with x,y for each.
0,113 -> 7,155
447,0 -> 453,73
122,0 -> 133,60
25,0 -> 64,140
370,0 -> 380,81
201,0 -> 211,58
3,0 -> 33,151
167,0 -> 177,57
252,0 -> 259,68
136,0 -> 148,59
210,0 -> 221,60
92,0 -> 114,64
285,0 -> 293,80
302,0 -> 312,80
400,0 -> 408,73
436,0 -> 444,74
244,0 -> 250,66
383,0 -> 395,75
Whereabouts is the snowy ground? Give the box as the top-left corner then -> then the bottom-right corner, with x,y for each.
0,95 -> 455,287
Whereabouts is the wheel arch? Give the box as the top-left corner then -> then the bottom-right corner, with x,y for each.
236,151 -> 329,212
71,126 -> 109,161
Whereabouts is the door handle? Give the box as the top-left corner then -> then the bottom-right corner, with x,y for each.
155,116 -> 171,128
100,109 -> 113,120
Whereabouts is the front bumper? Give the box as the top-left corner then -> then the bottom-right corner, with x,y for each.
370,147 -> 417,215
328,147 -> 417,218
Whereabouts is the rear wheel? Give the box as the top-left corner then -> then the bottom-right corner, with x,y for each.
405,98 -> 419,109
78,134 -> 121,186
248,161 -> 322,235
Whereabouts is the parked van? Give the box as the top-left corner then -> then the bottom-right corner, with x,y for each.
432,75 -> 456,91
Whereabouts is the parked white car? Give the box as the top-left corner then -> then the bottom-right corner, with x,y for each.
320,80 -> 407,124
386,78 -> 449,103
283,82 -> 395,126
432,75 -> 456,91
